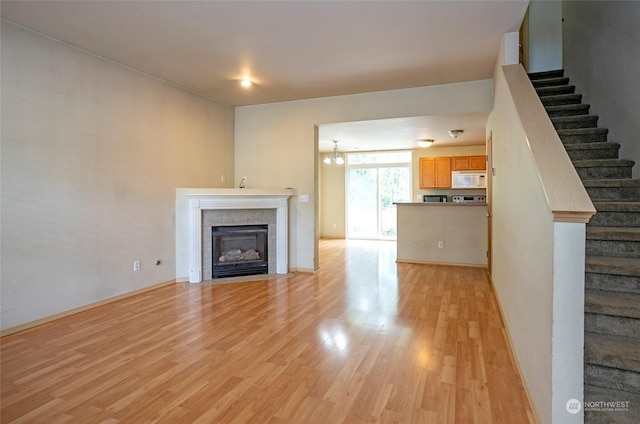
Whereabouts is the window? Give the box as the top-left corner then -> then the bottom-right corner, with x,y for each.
346,151 -> 412,239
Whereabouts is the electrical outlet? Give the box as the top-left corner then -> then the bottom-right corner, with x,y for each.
220,175 -> 225,183
438,241 -> 444,249
133,260 -> 140,272
417,194 -> 422,201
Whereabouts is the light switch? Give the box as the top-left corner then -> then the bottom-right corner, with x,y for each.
299,194 -> 309,203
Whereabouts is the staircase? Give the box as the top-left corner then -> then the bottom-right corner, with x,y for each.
529,70 -> 640,424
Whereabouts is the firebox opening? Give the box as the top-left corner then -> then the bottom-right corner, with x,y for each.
211,224 -> 268,278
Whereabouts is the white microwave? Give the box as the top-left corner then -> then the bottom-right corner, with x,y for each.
451,170 -> 486,189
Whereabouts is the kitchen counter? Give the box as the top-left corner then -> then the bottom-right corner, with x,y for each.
396,202 -> 487,267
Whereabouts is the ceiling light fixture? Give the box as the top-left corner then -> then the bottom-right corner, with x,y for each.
241,77 -> 252,87
416,139 -> 434,148
323,140 -> 345,165
448,129 -> 464,139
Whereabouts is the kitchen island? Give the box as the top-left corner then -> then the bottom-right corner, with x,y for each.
396,202 -> 487,267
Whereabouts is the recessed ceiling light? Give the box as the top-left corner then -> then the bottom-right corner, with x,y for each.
241,77 -> 252,87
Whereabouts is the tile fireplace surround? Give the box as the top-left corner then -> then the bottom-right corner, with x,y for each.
176,188 -> 292,283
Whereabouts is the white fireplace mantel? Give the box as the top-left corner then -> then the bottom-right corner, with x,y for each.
179,188 -> 292,283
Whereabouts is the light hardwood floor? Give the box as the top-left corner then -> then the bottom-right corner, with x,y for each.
1,239 -> 537,423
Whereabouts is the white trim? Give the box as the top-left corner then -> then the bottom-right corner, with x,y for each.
551,222 -> 585,423
184,189 -> 292,283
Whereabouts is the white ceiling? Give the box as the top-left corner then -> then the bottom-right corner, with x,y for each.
1,0 -> 529,152
319,113 -> 489,153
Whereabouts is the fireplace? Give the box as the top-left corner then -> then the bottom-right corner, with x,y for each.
211,224 -> 268,278
179,188 -> 291,283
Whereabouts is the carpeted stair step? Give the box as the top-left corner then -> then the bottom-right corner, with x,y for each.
586,333 -> 640,374
585,334 -> 640,405
558,128 -> 609,144
552,114 -> 599,130
583,179 -> 640,202
528,69 -> 565,80
535,84 -> 576,97
585,363 -> 640,396
530,77 -> 570,89
586,227 -> 640,258
584,384 -> 640,423
586,290 -> 640,320
586,256 -> 640,296
540,93 -> 583,107
545,103 -> 591,118
585,290 -> 640,338
565,142 -> 620,161
586,256 -> 640,295
590,202 -> 640,227
585,315 -> 640,340
574,159 -> 634,180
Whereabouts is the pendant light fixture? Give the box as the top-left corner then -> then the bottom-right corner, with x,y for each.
323,140 -> 345,165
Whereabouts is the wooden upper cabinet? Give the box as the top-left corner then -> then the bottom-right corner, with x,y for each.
420,157 -> 451,188
451,155 -> 487,171
435,157 -> 451,188
420,156 -> 485,188
468,155 -> 487,170
419,157 -> 436,188
452,156 -> 469,171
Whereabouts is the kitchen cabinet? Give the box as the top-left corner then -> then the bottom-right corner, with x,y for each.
420,157 -> 451,188
452,155 -> 486,171
420,158 -> 435,188
452,156 -> 469,171
468,155 -> 486,170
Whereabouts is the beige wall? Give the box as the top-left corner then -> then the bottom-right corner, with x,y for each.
488,60 -> 589,423
235,80 -> 493,269
397,204 -> 487,266
0,22 -> 235,330
319,160 -> 346,238
488,64 -> 554,424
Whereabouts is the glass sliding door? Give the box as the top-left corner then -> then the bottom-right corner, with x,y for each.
347,168 -> 379,239
379,166 -> 411,237
346,152 -> 412,240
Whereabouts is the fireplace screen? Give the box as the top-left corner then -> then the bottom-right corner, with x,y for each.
211,224 -> 268,278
